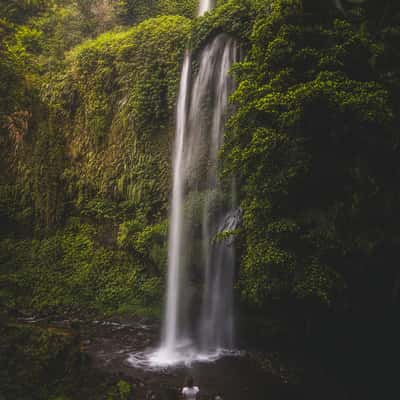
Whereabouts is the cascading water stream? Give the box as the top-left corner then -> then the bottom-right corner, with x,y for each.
198,0 -> 213,16
130,0 -> 239,367
162,53 -> 191,353
163,33 -> 237,359
198,39 -> 237,351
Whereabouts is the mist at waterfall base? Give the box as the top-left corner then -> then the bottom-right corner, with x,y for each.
127,12 -> 241,369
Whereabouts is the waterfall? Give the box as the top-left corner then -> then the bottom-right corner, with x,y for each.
155,0 -> 238,364
198,0 -> 213,16
196,38 -> 237,351
162,53 -> 191,352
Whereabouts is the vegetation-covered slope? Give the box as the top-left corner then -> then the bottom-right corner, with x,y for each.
0,1 -> 192,316
226,0 -> 400,315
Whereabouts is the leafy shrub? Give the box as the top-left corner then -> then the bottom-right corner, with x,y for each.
0,221 -> 164,316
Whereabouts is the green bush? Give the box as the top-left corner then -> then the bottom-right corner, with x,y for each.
0,221 -> 164,316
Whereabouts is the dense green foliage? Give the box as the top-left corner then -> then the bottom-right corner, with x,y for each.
0,221 -> 163,315
113,0 -> 197,23
53,14 -> 191,219
223,0 -> 400,316
0,1 -> 190,318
